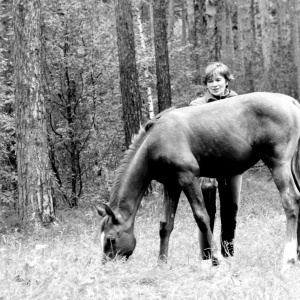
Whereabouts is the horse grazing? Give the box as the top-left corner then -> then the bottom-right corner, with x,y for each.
96,92 -> 300,269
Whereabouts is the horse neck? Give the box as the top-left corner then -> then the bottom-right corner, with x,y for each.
110,142 -> 151,225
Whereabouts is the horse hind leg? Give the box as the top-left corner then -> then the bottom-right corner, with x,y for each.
271,164 -> 300,269
158,184 -> 181,263
199,185 -> 217,260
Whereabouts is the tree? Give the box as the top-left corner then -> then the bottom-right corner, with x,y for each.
153,0 -> 172,112
258,0 -> 271,90
205,0 -> 218,61
14,0 -> 55,227
115,0 -> 142,148
181,0 -> 187,46
291,0 -> 300,98
135,0 -> 155,119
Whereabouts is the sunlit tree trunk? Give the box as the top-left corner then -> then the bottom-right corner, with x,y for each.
14,0 -> 55,227
136,2 -> 154,119
153,0 -> 172,112
149,2 -> 155,51
115,0 -> 142,147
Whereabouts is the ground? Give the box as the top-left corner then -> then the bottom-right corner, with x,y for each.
1,165 -> 300,299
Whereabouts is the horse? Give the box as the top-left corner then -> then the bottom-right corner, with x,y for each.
96,92 -> 300,270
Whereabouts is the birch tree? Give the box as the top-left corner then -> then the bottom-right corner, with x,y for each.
136,1 -> 154,119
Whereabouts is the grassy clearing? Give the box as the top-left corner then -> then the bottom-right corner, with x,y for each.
1,166 -> 300,299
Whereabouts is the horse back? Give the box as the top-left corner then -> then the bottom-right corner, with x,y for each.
147,92 -> 300,179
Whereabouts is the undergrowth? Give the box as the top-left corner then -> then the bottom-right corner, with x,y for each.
1,166 -> 300,299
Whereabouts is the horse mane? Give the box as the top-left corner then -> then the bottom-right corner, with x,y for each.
109,107 -> 177,208
144,107 -> 176,131
109,125 -> 149,208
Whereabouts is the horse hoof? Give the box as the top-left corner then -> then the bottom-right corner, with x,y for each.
158,255 -> 168,265
212,258 -> 220,266
211,253 -> 222,266
281,257 -> 296,273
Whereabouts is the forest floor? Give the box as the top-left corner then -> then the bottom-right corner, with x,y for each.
1,165 -> 300,299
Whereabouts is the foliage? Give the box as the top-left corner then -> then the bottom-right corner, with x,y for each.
41,0 -> 123,206
0,0 -> 16,205
1,0 -> 300,207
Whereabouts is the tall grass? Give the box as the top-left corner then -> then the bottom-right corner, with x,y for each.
1,166 -> 300,299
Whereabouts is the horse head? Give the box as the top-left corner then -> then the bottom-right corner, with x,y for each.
95,203 -> 136,262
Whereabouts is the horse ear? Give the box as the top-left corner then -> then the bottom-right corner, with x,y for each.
94,204 -> 106,217
95,203 -> 119,224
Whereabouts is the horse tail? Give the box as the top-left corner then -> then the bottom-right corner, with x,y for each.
291,138 -> 300,193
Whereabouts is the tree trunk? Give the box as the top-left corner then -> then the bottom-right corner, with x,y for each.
277,0 -> 291,94
278,0 -> 289,48
291,0 -> 300,98
194,0 -> 207,82
14,0 -> 55,227
149,2 -> 155,51
236,1 -> 245,86
227,1 -> 235,70
186,0 -> 195,46
137,2 -> 154,119
115,0 -> 142,147
153,0 -> 172,112
258,0 -> 271,90
239,0 -> 254,92
66,80 -> 80,207
167,0 -> 175,38
205,0 -> 218,61
219,0 -> 227,63
181,0 -> 187,46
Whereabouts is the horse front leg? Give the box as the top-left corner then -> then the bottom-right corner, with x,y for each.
296,211 -> 300,264
181,175 -> 222,266
158,184 -> 181,263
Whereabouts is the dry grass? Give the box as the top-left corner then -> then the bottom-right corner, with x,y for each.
1,166 -> 300,299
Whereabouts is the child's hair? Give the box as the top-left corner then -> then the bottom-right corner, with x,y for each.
203,62 -> 234,85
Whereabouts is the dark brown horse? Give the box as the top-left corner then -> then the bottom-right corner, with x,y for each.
96,92 -> 300,269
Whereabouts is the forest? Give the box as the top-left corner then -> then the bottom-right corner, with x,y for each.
1,0 -> 300,224
2,0 -> 300,299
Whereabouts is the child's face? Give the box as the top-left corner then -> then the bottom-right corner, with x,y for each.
206,73 -> 228,97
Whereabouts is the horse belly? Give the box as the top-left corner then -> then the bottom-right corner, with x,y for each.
198,148 -> 259,178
